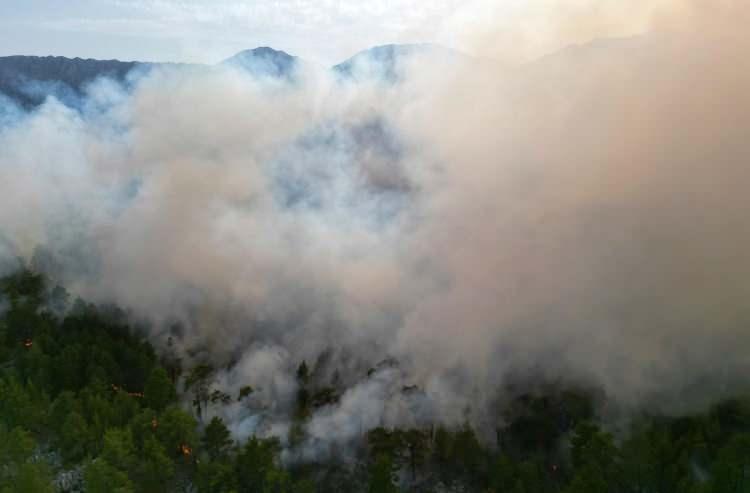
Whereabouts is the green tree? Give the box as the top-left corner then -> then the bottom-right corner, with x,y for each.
517,460 -> 545,493
263,467 -> 293,493
209,389 -> 232,408
296,361 -> 310,386
136,435 -> 175,492
238,386 -> 254,401
9,463 -> 54,493
111,391 -> 141,428
452,424 -> 484,479
711,433 -> 750,493
288,418 -> 307,448
433,426 -> 452,469
101,428 -> 137,473
195,460 -> 237,493
85,459 -> 135,493
0,425 -> 35,465
129,408 -> 159,450
157,406 -> 198,458
80,382 -> 116,453
0,377 -> 48,432
570,422 -> 618,471
234,437 -> 283,493
563,466 -> 609,493
367,427 -> 404,463
488,454 -> 521,493
144,367 -> 176,412
402,429 -> 429,480
0,426 -> 40,492
185,364 -> 214,420
565,422 -> 619,493
203,416 -> 233,460
49,391 -> 80,436
293,479 -> 316,493
58,411 -> 90,463
368,454 -> 400,493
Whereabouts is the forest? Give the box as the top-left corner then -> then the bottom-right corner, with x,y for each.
2,266 -> 750,493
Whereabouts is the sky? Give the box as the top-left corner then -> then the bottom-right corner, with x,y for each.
0,0 -> 657,65
0,0 -> 482,65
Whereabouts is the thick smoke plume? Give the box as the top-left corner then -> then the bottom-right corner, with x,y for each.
1,0 -> 749,452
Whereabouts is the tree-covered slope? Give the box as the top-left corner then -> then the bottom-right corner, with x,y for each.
3,266 -> 750,492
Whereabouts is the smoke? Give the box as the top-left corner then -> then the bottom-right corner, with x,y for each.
1,0 -> 750,450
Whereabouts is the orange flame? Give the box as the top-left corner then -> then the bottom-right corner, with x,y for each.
110,384 -> 143,398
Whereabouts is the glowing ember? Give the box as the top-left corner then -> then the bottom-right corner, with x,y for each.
110,384 -> 143,398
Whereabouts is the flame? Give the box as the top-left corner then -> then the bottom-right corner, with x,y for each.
110,384 -> 143,398
180,444 -> 192,457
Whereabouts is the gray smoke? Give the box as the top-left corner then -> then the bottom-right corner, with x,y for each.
1,0 -> 749,452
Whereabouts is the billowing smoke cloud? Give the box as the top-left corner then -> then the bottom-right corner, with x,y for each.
1,0 -> 750,452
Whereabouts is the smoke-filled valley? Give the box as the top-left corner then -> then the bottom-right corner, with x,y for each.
2,1 -> 750,491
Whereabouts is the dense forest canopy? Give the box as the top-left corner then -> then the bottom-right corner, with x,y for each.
3,266 -> 750,492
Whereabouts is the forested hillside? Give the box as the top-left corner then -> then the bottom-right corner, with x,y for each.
2,266 -> 750,492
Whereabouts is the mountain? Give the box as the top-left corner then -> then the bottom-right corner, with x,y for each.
221,46 -> 299,80
0,55 -> 146,108
0,44 -> 472,108
0,47 -> 301,108
332,43 -> 465,82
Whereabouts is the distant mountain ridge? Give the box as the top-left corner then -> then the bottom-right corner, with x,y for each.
0,44 -> 479,107
0,43 -> 481,108
0,55 -> 145,107
0,47 -> 309,108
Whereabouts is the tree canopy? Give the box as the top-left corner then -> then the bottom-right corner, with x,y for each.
2,267 -> 750,492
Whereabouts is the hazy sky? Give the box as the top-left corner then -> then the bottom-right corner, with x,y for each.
0,0 -> 655,65
0,0 -> 479,64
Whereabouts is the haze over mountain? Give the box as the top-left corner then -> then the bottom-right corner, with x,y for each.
0,36 -> 684,111
332,43 -> 473,82
0,43 -> 467,108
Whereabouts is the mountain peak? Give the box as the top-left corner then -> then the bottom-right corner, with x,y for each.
221,47 -> 299,79
228,46 -> 295,59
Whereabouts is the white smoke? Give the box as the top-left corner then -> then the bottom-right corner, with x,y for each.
1,0 -> 749,450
